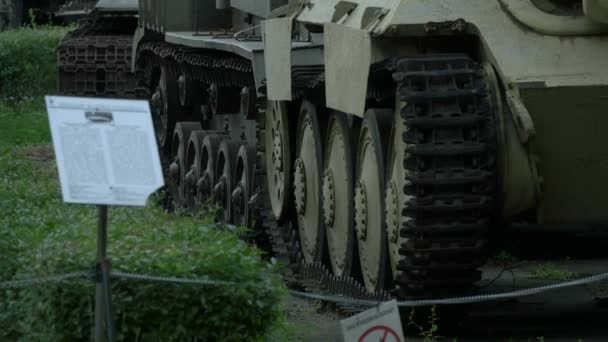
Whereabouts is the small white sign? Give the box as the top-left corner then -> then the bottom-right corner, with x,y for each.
341,300 -> 405,342
46,96 -> 164,206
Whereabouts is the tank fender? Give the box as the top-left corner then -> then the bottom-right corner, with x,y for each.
324,23 -> 371,117
130,26 -> 145,73
262,18 -> 293,101
500,86 -> 541,218
505,88 -> 536,144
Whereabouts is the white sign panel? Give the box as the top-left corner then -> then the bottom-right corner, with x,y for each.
46,96 -> 164,206
341,300 -> 405,342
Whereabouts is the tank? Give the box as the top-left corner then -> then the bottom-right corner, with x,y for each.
82,0 -> 608,301
0,0 -> 14,30
56,0 -> 138,98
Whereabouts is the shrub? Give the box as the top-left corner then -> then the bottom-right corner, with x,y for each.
6,208 -> 283,341
0,26 -> 71,101
0,127 -> 284,341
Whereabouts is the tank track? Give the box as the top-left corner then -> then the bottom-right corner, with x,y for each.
388,55 -> 495,297
56,11 -> 137,98
140,38 -> 495,312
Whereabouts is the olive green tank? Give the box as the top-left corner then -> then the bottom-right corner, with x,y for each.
121,0 -> 608,300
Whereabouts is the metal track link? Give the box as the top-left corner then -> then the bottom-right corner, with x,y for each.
56,11 -> 138,99
389,55 -> 497,297
137,42 -> 254,89
57,35 -> 136,98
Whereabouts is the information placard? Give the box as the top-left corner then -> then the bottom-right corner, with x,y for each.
340,300 -> 405,342
46,96 -> 164,206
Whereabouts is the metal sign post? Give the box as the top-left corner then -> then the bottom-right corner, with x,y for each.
95,205 -> 115,342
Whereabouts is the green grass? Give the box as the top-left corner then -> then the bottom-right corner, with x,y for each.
0,100 -> 50,152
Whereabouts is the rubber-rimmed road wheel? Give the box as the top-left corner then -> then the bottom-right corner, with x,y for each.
169,122 -> 201,211
265,100 -> 292,221
215,140 -> 240,223
355,108 -> 392,293
294,100 -> 326,264
232,145 -> 257,228
323,111 -> 358,278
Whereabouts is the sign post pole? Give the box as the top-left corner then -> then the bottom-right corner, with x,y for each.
95,205 -> 115,342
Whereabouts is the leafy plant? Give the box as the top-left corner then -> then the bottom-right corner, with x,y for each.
0,102 -> 285,341
407,306 -> 442,342
532,262 -> 573,280
0,25 -> 71,101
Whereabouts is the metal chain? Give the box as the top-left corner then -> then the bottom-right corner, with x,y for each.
0,271 -> 92,289
110,271 -> 248,287
4,270 -> 608,309
291,272 -> 608,307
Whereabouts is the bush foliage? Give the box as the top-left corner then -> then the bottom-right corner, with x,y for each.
0,26 -> 70,101
0,126 -> 284,341
0,33 -> 284,339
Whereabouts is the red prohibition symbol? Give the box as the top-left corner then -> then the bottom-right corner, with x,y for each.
358,325 -> 401,342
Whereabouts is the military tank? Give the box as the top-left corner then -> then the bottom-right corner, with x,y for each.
56,0 -> 138,98
93,0 -> 608,301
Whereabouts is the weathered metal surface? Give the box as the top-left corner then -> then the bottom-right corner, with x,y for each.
324,23 -> 371,117
263,18 -> 293,101
521,85 -> 608,223
139,0 -> 230,32
296,0 -> 608,87
230,0 -> 288,19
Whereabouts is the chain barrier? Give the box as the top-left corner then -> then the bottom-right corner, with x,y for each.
291,272 -> 608,307
110,271 -> 244,287
3,270 -> 608,308
0,271 -> 92,289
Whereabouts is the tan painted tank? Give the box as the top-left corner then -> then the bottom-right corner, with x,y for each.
262,0 -> 608,296
124,0 -> 608,299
